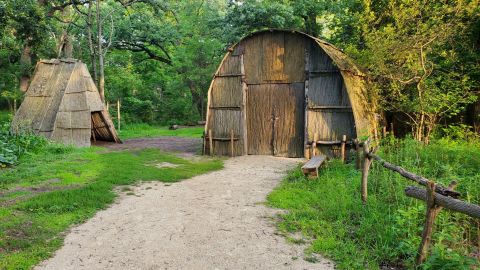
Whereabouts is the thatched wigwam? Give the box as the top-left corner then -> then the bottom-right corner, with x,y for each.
204,29 -> 376,158
12,59 -> 121,147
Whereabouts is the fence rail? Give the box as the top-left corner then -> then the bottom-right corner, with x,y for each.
356,138 -> 479,266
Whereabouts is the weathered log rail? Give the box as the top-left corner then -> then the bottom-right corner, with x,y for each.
358,138 -> 480,266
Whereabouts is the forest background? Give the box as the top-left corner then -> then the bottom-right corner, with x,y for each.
0,0 -> 479,141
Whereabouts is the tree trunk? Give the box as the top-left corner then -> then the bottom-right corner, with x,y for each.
87,0 -> 98,86
19,45 -> 32,92
96,0 -> 105,102
190,89 -> 205,120
474,99 -> 480,134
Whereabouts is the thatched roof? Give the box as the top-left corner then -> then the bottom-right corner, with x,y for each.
12,59 -> 121,147
233,29 -> 366,77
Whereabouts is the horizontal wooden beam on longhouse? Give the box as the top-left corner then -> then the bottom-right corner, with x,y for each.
306,139 -> 353,146
208,106 -> 241,111
307,106 -> 353,112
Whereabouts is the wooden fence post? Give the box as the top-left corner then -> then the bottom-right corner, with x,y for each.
361,140 -> 373,203
341,135 -> 347,163
416,181 -> 441,265
390,122 -> 395,138
117,100 -> 121,131
382,126 -> 387,138
208,129 -> 213,156
230,129 -> 234,157
202,131 -> 206,156
312,132 -> 318,157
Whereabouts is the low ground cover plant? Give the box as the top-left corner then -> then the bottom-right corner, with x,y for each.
268,137 -> 480,269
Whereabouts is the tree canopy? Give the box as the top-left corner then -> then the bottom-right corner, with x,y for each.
0,0 -> 478,139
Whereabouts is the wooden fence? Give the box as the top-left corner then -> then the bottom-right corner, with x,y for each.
356,138 -> 480,265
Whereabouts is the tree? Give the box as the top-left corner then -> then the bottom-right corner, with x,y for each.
350,0 -> 480,142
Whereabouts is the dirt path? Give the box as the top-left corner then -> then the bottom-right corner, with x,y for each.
35,156 -> 334,270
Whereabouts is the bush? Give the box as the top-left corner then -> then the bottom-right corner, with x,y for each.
0,117 -> 48,167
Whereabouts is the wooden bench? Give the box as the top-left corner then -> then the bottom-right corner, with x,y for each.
302,155 -> 327,177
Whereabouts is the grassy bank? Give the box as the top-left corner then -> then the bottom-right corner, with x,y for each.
0,134 -> 222,269
119,123 -> 204,139
268,138 -> 480,269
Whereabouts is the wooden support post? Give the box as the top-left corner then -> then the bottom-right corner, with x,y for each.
202,131 -> 207,156
390,122 -> 394,138
230,129 -> 234,157
341,135 -> 347,163
117,100 -> 121,131
208,129 -> 213,156
361,140 -> 373,203
312,132 -> 318,157
416,181 -> 441,266
354,139 -> 361,170
382,126 -> 387,138
90,116 -> 97,142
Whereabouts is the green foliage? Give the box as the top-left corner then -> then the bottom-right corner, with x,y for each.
268,138 -> 480,269
437,124 -> 480,142
0,115 -> 48,166
343,0 -> 480,141
0,145 -> 223,269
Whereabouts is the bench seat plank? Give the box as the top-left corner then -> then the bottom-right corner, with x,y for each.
302,155 -> 327,177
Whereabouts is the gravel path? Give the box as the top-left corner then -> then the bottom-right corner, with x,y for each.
35,156 -> 334,270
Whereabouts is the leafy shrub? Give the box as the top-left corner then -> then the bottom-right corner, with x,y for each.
0,116 -> 48,167
438,124 -> 480,142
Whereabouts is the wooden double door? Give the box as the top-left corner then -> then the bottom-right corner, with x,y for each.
247,83 -> 305,157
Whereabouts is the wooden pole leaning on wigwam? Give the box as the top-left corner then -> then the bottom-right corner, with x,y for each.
230,129 -> 234,157
341,135 -> 347,163
117,99 -> 121,131
208,129 -> 213,156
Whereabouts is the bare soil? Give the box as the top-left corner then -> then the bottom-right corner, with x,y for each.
35,155 -> 334,270
94,137 -> 202,154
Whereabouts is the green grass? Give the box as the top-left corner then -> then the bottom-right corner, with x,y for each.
268,138 -> 480,270
0,144 -> 222,269
119,123 -> 204,139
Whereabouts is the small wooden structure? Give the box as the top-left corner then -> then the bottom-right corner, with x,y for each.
301,155 -> 327,177
204,29 -> 376,158
11,59 -> 121,147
